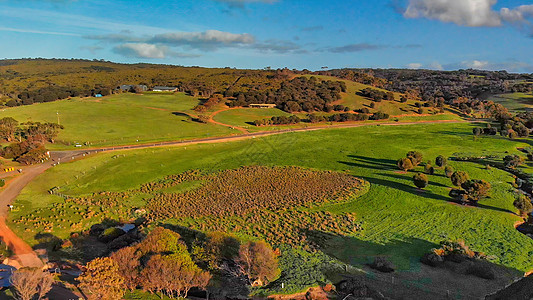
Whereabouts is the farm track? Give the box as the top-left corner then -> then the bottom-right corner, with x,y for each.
0,118 -> 470,297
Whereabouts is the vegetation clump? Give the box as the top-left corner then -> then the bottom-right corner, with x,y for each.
451,171 -> 470,187
503,154 -> 524,169
421,240 -> 495,280
146,166 -> 364,219
413,173 -> 429,189
435,155 -> 447,167
397,157 -> 414,171
513,194 -> 533,217
406,151 -> 423,166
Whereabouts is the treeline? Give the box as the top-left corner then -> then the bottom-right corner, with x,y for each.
228,76 -> 346,112
253,111 -> 390,126
343,68 -> 533,103
0,59 -> 297,107
78,227 -> 279,300
358,87 -> 395,102
0,118 -> 63,164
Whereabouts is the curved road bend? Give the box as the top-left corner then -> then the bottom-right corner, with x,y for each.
0,118 -> 468,268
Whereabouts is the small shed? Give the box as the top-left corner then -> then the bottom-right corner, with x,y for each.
152,86 -> 178,92
249,104 -> 277,108
94,94 -> 103,98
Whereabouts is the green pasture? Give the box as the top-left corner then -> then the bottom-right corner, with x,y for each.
8,122 -> 533,297
0,93 -> 235,149
488,92 -> 533,113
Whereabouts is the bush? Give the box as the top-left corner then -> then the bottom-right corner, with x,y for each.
407,151 -> 423,166
461,179 -> 491,204
451,171 -> 469,187
0,179 -> 4,187
413,173 -> 428,189
369,257 -> 395,273
424,163 -> 434,175
435,155 -> 447,167
444,165 -> 454,177
397,157 -> 413,171
503,154 -> 524,169
513,194 -> 533,217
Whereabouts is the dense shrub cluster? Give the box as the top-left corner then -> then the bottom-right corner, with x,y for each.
421,240 -> 495,280
253,115 -> 301,126
228,77 -> 346,113
146,166 -> 364,219
358,88 -> 394,102
186,209 -> 361,251
307,112 -> 370,123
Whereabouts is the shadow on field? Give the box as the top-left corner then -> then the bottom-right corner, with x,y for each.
309,231 -> 523,300
378,172 -> 450,188
343,155 -> 398,170
360,176 -> 451,202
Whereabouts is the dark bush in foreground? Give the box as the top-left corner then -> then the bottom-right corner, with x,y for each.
413,173 -> 428,189
369,256 -> 395,273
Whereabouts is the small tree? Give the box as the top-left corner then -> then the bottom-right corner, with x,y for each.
413,173 -> 429,189
11,268 -> 54,300
397,157 -> 414,171
461,180 -> 491,205
407,151 -> 423,166
424,162 -> 434,175
238,241 -> 279,286
110,246 -> 139,291
451,171 -> 469,187
78,257 -> 125,300
435,155 -> 447,167
444,165 -> 454,177
514,194 -> 533,217
503,155 -> 524,169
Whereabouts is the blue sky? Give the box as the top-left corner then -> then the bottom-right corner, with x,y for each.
0,0 -> 532,72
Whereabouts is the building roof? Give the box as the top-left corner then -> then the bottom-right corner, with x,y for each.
153,86 -> 177,91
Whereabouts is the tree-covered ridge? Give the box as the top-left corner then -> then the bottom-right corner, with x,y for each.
228,76 -> 346,112
0,59 -> 291,106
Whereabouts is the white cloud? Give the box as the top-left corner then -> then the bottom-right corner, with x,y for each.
402,0 -> 533,35
113,43 -> 170,59
407,63 -> 423,69
404,0 -> 501,27
442,60 -> 533,72
150,30 -> 255,50
0,26 -> 79,36
428,61 -> 444,70
500,5 -> 533,23
461,60 -> 490,69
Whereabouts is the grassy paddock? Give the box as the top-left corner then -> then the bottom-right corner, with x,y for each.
0,93 -> 235,149
488,92 -> 533,113
8,122 -> 533,296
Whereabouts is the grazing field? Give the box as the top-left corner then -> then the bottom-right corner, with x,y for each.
488,92 -> 533,113
0,93 -> 235,149
8,122 -> 532,296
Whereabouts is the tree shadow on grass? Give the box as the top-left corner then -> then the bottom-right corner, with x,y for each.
378,172 -> 450,188
361,176 -> 451,202
307,231 -> 522,300
347,155 -> 398,170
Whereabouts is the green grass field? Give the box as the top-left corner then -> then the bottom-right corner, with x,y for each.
488,92 -> 533,113
10,123 -> 531,272
0,93 -> 236,149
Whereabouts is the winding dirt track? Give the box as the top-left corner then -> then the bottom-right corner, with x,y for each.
0,118 -> 467,269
